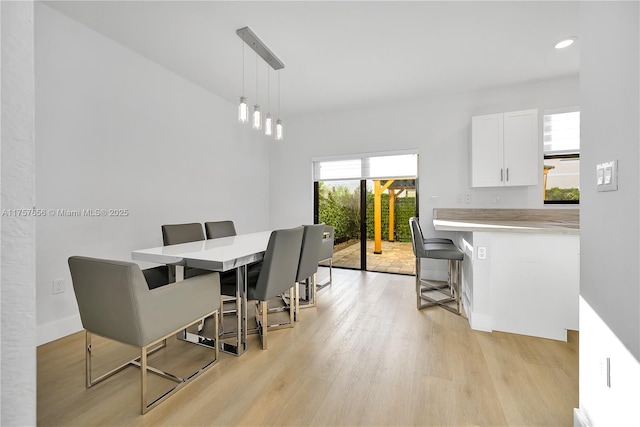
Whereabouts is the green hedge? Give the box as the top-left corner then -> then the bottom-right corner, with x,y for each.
317,184 -> 361,243
318,182 -> 415,243
365,193 -> 414,242
545,187 -> 580,201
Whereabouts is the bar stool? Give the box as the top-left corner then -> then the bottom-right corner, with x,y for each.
409,217 -> 464,314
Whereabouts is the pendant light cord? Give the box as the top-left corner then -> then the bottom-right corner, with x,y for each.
242,41 -> 245,96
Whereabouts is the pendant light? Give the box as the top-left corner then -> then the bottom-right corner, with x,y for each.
264,64 -> 273,136
238,40 -> 248,123
252,53 -> 262,130
275,70 -> 283,141
236,27 -> 283,137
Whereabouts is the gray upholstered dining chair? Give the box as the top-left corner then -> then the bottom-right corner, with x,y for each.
409,217 -> 464,314
220,226 -> 303,349
142,265 -> 171,290
162,222 -> 205,245
205,220 -> 237,239
68,256 -> 220,414
161,222 -> 207,282
294,223 -> 326,316
317,225 -> 335,289
204,220 -> 239,325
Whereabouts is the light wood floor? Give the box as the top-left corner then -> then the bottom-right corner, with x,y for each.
37,268 -> 578,426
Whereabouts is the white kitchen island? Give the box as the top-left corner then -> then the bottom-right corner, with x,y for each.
433,208 -> 579,341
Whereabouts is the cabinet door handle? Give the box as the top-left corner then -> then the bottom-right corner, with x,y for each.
500,168 -> 504,182
506,168 -> 509,181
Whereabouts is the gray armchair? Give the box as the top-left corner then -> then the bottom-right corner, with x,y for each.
295,224 -> 325,315
317,225 -> 335,289
68,256 -> 220,414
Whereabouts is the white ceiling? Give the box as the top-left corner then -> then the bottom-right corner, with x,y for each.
43,1 -> 580,119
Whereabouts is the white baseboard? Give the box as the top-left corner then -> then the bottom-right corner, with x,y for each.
573,408 -> 590,427
468,311 -> 492,332
37,314 -> 82,346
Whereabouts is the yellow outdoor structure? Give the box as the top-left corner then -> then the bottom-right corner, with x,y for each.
373,179 -> 415,254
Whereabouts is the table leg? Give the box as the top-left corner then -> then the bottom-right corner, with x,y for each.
220,265 -> 248,356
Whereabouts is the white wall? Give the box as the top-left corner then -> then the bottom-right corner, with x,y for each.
1,1 -> 37,425
578,2 -> 640,426
270,75 -> 579,276
35,4 -> 272,344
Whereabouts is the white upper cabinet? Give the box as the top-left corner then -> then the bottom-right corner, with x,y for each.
471,109 -> 539,187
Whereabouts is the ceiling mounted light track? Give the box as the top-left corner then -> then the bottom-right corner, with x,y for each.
236,26 -> 285,140
236,27 -> 284,71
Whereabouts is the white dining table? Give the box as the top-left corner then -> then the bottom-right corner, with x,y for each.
132,230 -> 272,356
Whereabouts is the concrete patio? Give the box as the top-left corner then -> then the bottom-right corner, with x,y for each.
323,239 -> 416,275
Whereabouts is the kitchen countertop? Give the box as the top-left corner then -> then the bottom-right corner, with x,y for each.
433,218 -> 579,234
432,208 -> 580,235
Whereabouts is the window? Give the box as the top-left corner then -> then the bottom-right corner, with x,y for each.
313,153 -> 418,181
543,109 -> 580,204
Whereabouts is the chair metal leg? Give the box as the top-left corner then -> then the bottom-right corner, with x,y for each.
288,286 -> 295,324
416,257 -> 462,315
86,331 -> 165,389
255,289 -> 296,350
85,311 -> 219,414
260,300 -> 268,349
298,274 -> 318,310
415,257 -> 425,310
317,259 -> 333,289
294,281 -> 300,321
311,273 -> 317,307
140,345 -> 148,414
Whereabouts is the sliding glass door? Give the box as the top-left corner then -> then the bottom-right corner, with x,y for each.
365,178 -> 417,274
315,180 -> 363,270
313,153 -> 418,274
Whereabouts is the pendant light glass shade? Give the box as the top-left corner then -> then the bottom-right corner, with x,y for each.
252,105 -> 262,130
238,39 -> 248,124
264,64 -> 272,136
238,96 -> 248,123
252,53 -> 262,130
265,113 -> 273,136
274,70 -> 283,140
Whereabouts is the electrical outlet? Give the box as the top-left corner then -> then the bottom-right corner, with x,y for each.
492,194 -> 501,204
465,194 -> 472,204
53,279 -> 65,294
477,247 -> 487,259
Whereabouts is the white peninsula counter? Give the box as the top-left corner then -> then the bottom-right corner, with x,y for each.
433,208 -> 579,341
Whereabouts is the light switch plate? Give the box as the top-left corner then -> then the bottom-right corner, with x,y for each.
597,160 -> 618,192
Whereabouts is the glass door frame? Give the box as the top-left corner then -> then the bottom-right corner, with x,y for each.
314,177 -> 419,273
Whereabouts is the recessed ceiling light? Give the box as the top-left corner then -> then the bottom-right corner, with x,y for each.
555,37 -> 576,49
